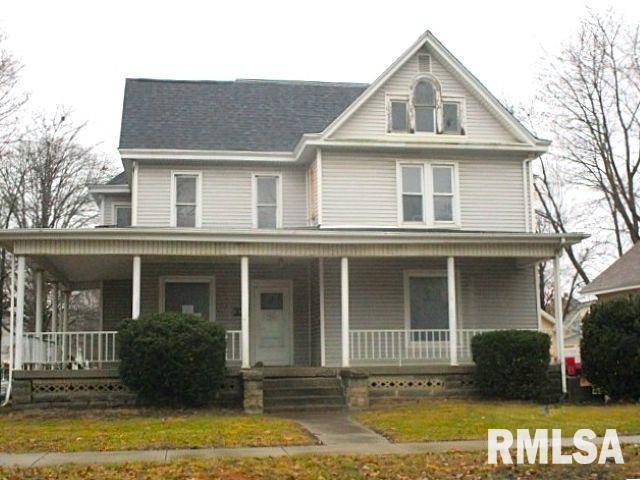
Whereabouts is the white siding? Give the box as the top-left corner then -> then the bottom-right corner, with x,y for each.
321,151 -> 527,231
331,47 -> 518,143
321,257 -> 538,367
136,164 -> 307,228
102,194 -> 131,225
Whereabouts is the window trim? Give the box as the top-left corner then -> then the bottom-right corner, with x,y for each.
403,269 -> 448,332
158,275 -> 216,322
396,160 -> 460,228
411,74 -> 441,135
431,164 -> 458,224
397,162 -> 427,225
441,95 -> 466,136
251,172 -> 283,229
386,93 -> 410,133
112,202 -> 132,227
170,171 -> 202,228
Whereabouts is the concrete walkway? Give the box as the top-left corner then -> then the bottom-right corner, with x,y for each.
1,435 -> 639,468
279,412 -> 389,445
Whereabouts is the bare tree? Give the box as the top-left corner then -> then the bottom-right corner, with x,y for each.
13,109 -> 113,229
543,10 -> 640,250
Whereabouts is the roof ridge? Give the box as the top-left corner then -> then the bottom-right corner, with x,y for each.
126,77 -> 369,88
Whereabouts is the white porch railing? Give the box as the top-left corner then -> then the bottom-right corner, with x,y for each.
23,332 -> 119,370
22,330 -> 243,369
349,329 -> 500,365
225,330 -> 242,363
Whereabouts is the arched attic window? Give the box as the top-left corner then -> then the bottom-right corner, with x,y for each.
412,77 -> 439,133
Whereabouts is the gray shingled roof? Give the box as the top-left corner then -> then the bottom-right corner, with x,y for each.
119,78 -> 368,152
107,172 -> 127,184
582,242 -> 640,294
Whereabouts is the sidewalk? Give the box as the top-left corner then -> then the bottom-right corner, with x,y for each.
1,435 -> 639,468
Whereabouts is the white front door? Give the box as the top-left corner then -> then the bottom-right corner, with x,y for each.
250,280 -> 293,366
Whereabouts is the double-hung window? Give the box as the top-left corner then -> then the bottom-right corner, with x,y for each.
400,164 -> 425,223
388,96 -> 410,133
432,166 -> 455,222
253,174 -> 281,229
399,162 -> 458,227
171,172 -> 201,227
405,271 -> 449,342
114,204 -> 131,227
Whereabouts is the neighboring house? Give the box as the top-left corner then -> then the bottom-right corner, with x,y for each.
0,30 -> 584,409
581,242 -> 640,301
540,299 -> 593,364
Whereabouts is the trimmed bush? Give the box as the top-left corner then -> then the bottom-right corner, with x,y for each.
118,313 -> 227,407
471,330 -> 551,400
581,296 -> 640,401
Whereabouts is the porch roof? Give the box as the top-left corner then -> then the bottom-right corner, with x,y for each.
0,227 -> 585,260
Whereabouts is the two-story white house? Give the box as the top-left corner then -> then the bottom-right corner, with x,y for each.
1,31 -> 583,410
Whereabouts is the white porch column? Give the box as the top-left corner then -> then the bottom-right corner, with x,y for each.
319,258 -> 326,367
341,257 -> 350,367
51,282 -> 59,332
15,256 -> 26,370
35,270 -> 44,333
447,257 -> 458,366
554,253 -> 567,394
132,255 -> 141,319
241,256 -> 250,369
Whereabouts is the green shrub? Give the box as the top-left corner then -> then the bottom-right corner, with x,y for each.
581,296 -> 640,401
471,330 -> 551,400
118,313 -> 227,407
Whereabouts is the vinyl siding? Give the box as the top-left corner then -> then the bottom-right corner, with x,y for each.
332,47 -> 519,143
321,257 -> 538,367
126,260 -> 312,366
101,195 -> 131,225
321,151 -> 527,231
136,164 -> 307,228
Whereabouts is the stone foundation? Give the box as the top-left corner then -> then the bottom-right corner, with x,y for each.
340,369 -> 369,410
241,369 -> 264,414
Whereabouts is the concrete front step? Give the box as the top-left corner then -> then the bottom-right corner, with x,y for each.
263,377 -> 342,390
265,386 -> 344,397
265,403 -> 347,413
264,394 -> 345,408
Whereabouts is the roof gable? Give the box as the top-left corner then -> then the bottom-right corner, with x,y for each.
324,31 -> 544,146
119,79 -> 367,152
582,243 -> 640,295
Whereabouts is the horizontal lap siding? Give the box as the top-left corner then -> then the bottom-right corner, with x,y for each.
102,195 -> 131,225
137,260 -> 311,366
136,165 -> 307,228
102,280 -> 132,330
321,152 -> 526,231
332,49 -> 517,143
322,257 -> 537,366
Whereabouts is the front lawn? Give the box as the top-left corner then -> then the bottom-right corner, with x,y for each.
356,399 -> 640,442
1,448 -> 639,479
0,408 -> 314,453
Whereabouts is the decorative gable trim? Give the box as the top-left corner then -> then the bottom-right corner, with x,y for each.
321,31 -> 546,148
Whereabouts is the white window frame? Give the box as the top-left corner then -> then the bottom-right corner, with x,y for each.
431,164 -> 459,225
170,171 -> 202,228
396,160 -> 460,228
386,93 -> 410,134
251,172 -> 283,229
158,275 -> 216,322
403,269 -> 448,331
112,202 -> 132,227
397,161 -> 427,226
411,75 -> 441,136
441,95 -> 466,136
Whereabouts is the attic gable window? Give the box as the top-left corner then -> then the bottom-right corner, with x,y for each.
443,102 -> 461,134
390,99 -> 409,132
413,79 -> 437,133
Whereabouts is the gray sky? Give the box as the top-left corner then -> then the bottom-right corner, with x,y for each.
2,0 -> 640,166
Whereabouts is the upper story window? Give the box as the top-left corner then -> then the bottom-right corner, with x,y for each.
398,162 -> 459,227
387,74 -> 464,136
413,79 -> 437,133
400,165 -> 424,223
113,204 -> 132,227
171,171 -> 202,227
253,174 -> 281,229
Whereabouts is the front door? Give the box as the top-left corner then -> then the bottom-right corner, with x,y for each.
250,280 -> 293,366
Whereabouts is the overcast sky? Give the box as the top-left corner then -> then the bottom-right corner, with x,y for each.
3,0 -> 640,167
